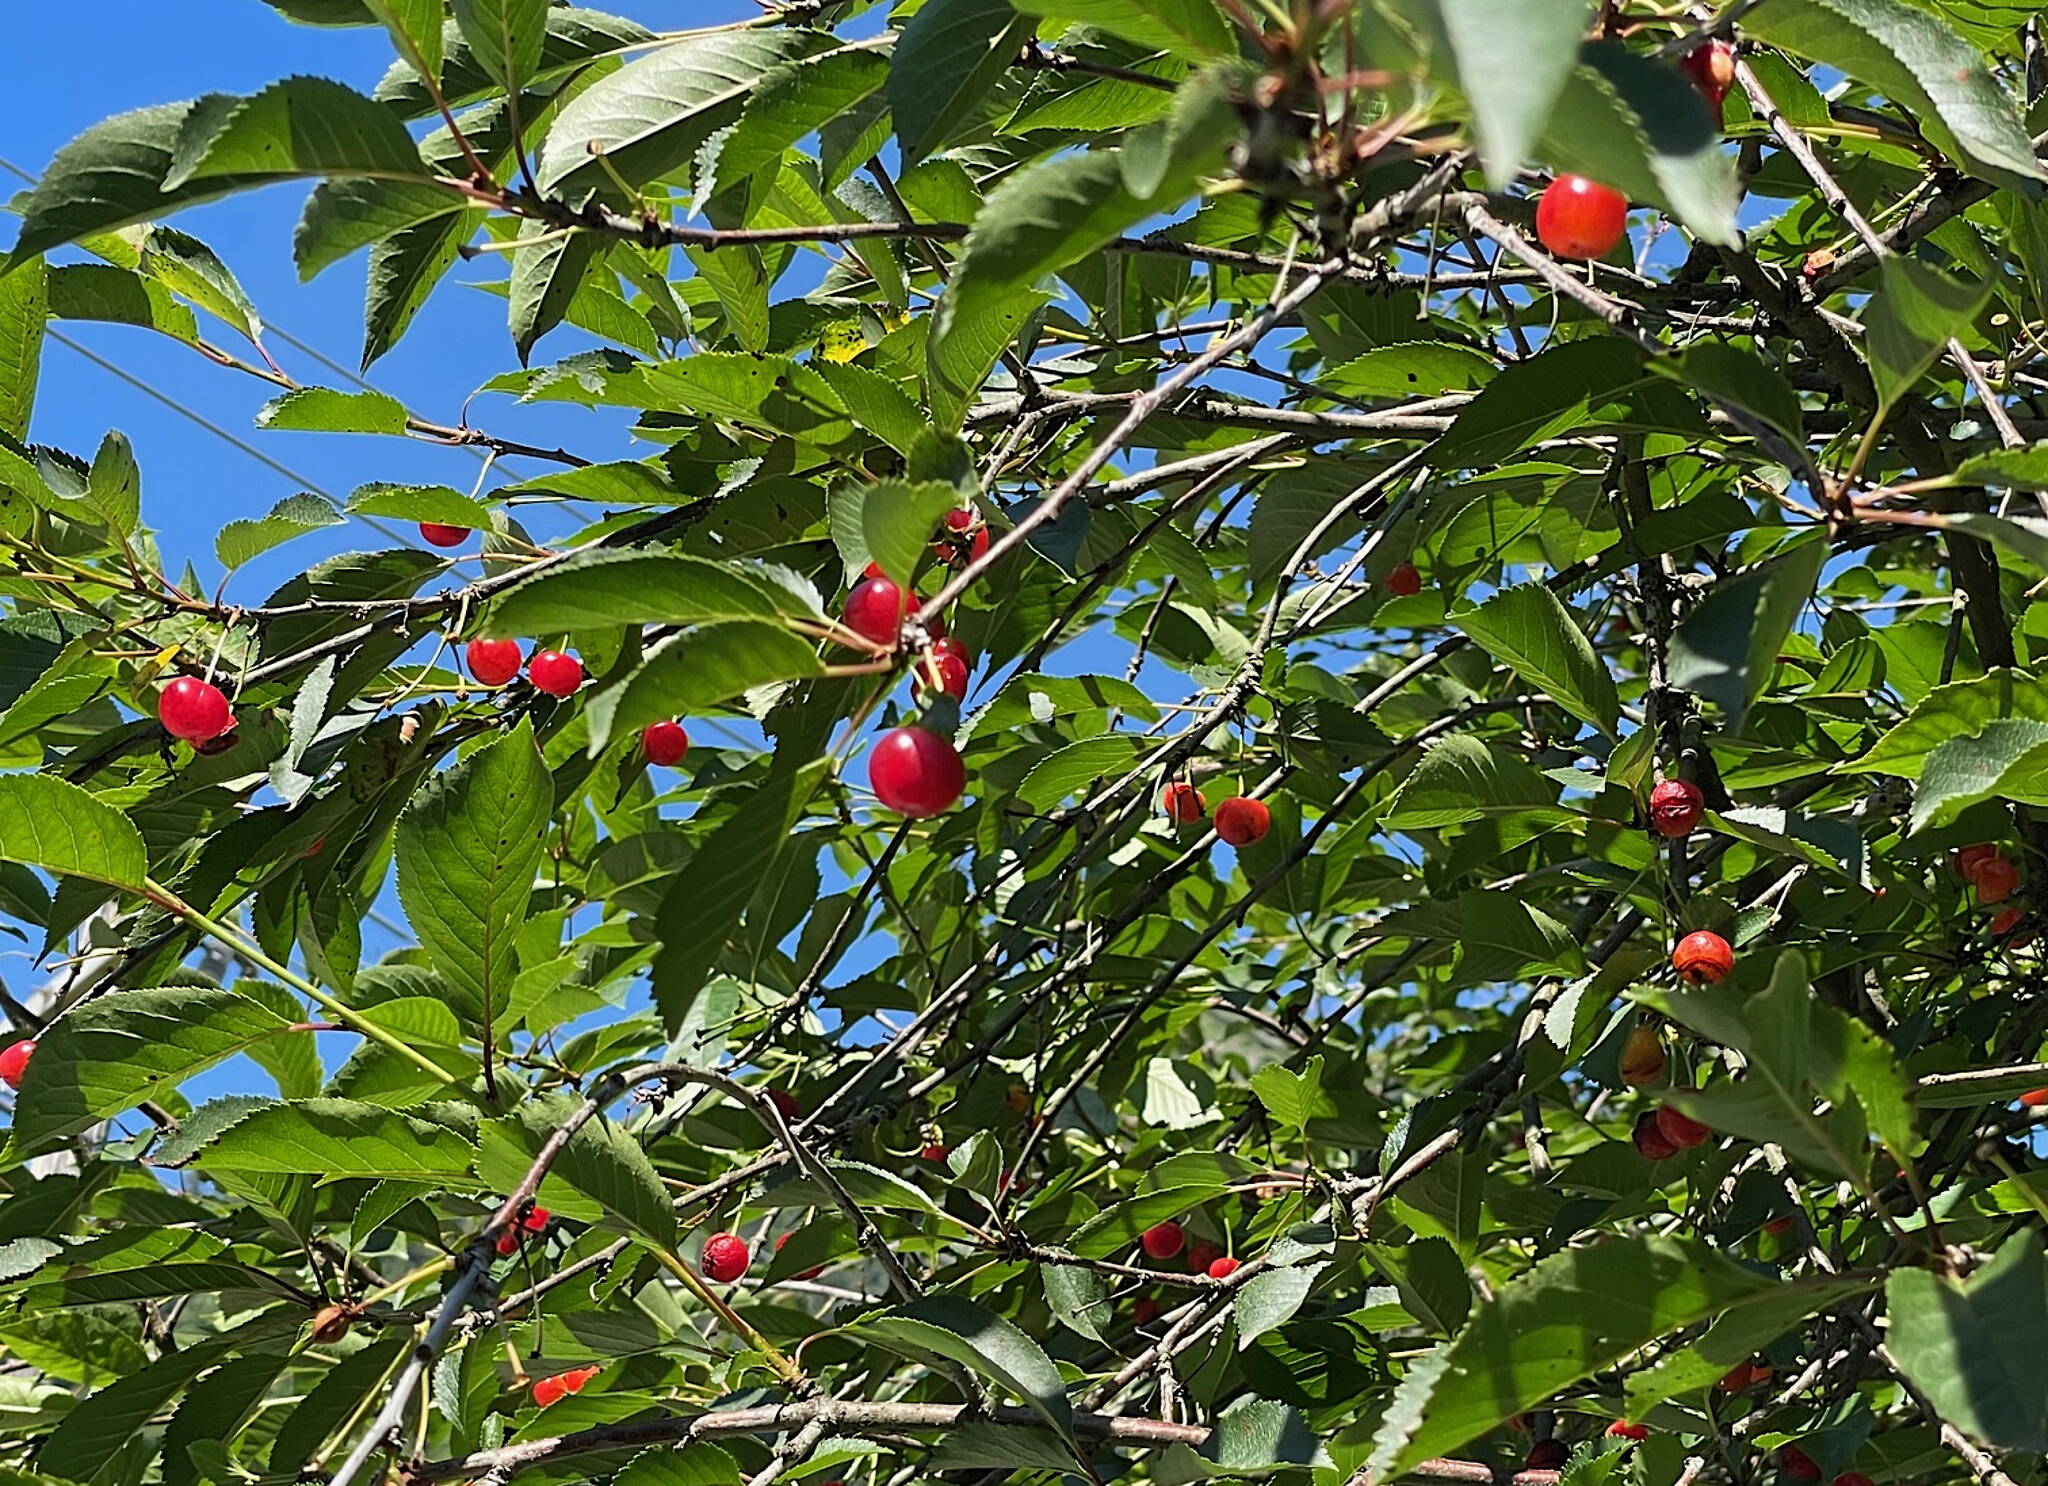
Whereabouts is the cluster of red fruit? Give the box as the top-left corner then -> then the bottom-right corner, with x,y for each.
1953,846 -> 2032,952
1160,781 -> 1272,846
529,1364 -> 599,1408
463,638 -> 582,696
0,1038 -> 33,1089
1128,1220 -> 1239,1326
493,1205 -> 551,1256
1531,40 -> 1733,262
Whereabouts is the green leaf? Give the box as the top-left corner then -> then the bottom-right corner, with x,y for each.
1436,338 -> 1704,469
0,774 -> 148,892
1647,342 -> 1804,443
375,7 -> 654,117
394,716 -> 552,1038
35,1330 -> 244,1483
686,244 -> 770,354
893,0 -> 1037,167
1885,1232 -> 2048,1451
346,482 -> 491,527
1366,1236 -> 1845,1474
1381,735 -> 1559,829
268,1335 -> 409,1476
364,207 -> 488,367
13,988 -> 292,1151
588,621 -> 825,753
1011,0 -> 1236,62
1044,1264 -> 1113,1342
192,1098 -> 478,1180
1323,342 -> 1497,400
818,362 -> 929,455
851,1295 -> 1078,1450
1411,0 -> 1598,188
1017,735 -> 1148,812
1625,1282 -> 1862,1416
1453,584 -> 1618,736
1909,719 -> 2048,832
257,387 -> 409,435
1741,0 -> 2046,193
216,492 -> 346,569
1851,668 -> 2048,779
703,46 -> 890,203
0,260 -> 45,441
47,263 -> 201,343
363,0 -> 447,89
165,77 -> 439,190
476,1091 -> 674,1246
1667,539 -> 1827,728
85,430 -> 141,537
1957,443 -> 2048,488
134,224 -> 265,343
536,30 -> 827,200
1235,1265 -> 1325,1349
453,0 -> 548,94
510,222 -> 603,364
491,551 -> 798,635
1860,257 -> 1992,413
856,479 -> 961,588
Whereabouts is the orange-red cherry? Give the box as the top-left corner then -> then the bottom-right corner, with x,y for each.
0,1039 -> 33,1090
701,1231 -> 750,1283
1536,175 -> 1628,259
1161,781 -> 1206,824
1672,930 -> 1734,984
1214,796 -> 1270,846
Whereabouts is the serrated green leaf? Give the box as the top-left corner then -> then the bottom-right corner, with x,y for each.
0,774 -> 148,892
1453,583 -> 1618,736
257,387 -> 409,435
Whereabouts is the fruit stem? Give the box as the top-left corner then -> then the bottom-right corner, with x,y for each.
650,1245 -> 808,1392
146,878 -> 459,1089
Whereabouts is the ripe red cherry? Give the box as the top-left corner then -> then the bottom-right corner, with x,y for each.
1632,1109 -> 1678,1160
1536,175 -> 1629,259
1656,1102 -> 1712,1150
1832,1475 -> 1876,1486
916,650 -> 970,702
1385,560 -> 1423,597
1185,1240 -> 1222,1274
1956,844 -> 2000,878
844,575 -> 908,647
1648,778 -> 1705,838
1139,1220 -> 1185,1259
931,636 -> 969,666
870,726 -> 966,817
0,1039 -> 34,1090
1973,855 -> 2020,904
1161,781 -> 1206,824
158,676 -> 233,743
419,522 -> 469,548
496,1230 -> 520,1256
1778,1446 -> 1821,1482
1525,1440 -> 1570,1471
466,638 -> 523,687
1620,1024 -> 1665,1087
524,1205 -> 551,1231
1131,1296 -> 1161,1326
1205,1255 -> 1240,1279
1717,1361 -> 1755,1392
528,650 -> 582,698
1672,929 -> 1734,985
921,1142 -> 949,1162
1214,796 -> 1271,847
701,1231 -> 750,1283
532,1375 -> 567,1408
773,1231 -> 825,1280
642,720 -> 690,767
2019,1088 -> 2048,1107
1680,38 -> 1737,120
767,1088 -> 800,1120
1607,1421 -> 1648,1442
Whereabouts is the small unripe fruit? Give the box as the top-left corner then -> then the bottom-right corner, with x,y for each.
1672,930 -> 1734,985
1214,796 -> 1271,846
1607,1422 -> 1648,1442
870,726 -> 966,818
1973,855 -> 2020,904
1131,1296 -> 1161,1326
1385,560 -> 1423,598
1620,1024 -> 1666,1087
309,1302 -> 355,1344
528,650 -> 582,698
159,676 -> 234,743
1778,1446 -> 1821,1482
701,1231 -> 750,1283
1648,778 -> 1705,838
1536,175 -> 1629,259
420,522 -> 469,548
642,720 -> 690,767
844,575 -> 908,646
1206,1255 -> 1240,1279
1161,781 -> 1206,824
0,1038 -> 35,1090
466,638 -> 523,687
1006,1083 -> 1031,1112
1525,1440 -> 1570,1470
1633,1109 -> 1678,1161
1656,1102 -> 1712,1150
1140,1220 -> 1185,1259
532,1375 -> 566,1408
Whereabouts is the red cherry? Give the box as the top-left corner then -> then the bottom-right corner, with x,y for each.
1648,778 -> 1705,838
1131,1296 -> 1161,1326
1536,175 -> 1629,260
1680,38 -> 1737,120
700,1231 -> 750,1283
465,638 -> 523,687
1832,1475 -> 1876,1486
862,560 -> 886,580
495,1231 -> 519,1256
1139,1220 -> 1185,1259
844,575 -> 908,647
1205,1255 -> 1240,1279
1385,560 -> 1423,598
921,1142 -> 949,1162
523,1205 -> 551,1232
869,727 -> 966,818
931,636 -> 969,667
1973,855 -> 2020,904
767,1088 -> 800,1120
1525,1440 -> 1570,1471
528,650 -> 583,698
1161,781 -> 1206,824
419,522 -> 469,548
1717,1361 -> 1754,1392
943,508 -> 976,532
567,1364 -> 600,1392
2019,1088 -> 2048,1107
965,528 -> 991,562
1656,1102 -> 1712,1150
1620,1024 -> 1665,1087
1607,1421 -> 1648,1442
0,1039 -> 34,1090
774,1231 -> 825,1280
1778,1446 -> 1821,1482
1956,844 -> 2000,878
158,676 -> 233,743
642,721 -> 690,767
915,651 -> 970,702
1672,930 -> 1734,985
1185,1240 -> 1222,1274
1632,1109 -> 1679,1160
1764,1216 -> 1795,1236
1212,796 -> 1271,847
